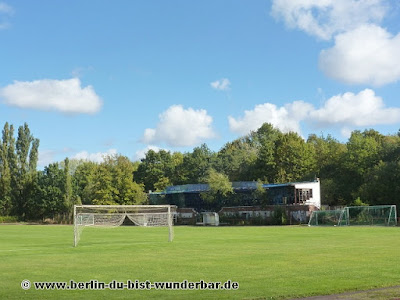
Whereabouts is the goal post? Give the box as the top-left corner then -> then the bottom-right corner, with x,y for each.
73,205 -> 177,247
345,205 -> 397,226
309,205 -> 397,227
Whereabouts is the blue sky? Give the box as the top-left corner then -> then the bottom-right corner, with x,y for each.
1,0 -> 400,168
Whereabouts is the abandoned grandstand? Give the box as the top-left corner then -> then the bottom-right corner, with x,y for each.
150,179 -> 321,225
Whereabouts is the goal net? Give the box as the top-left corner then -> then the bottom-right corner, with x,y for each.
307,209 -> 343,226
308,205 -> 397,226
73,205 -> 176,247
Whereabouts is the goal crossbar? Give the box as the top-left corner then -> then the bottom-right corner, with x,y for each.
75,205 -> 175,209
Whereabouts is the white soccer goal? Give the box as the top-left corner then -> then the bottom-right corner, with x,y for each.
308,205 -> 397,226
73,205 -> 176,247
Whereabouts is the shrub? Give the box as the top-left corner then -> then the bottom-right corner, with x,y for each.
0,216 -> 19,223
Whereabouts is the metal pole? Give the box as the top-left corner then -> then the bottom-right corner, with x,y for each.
168,206 -> 173,242
73,205 -> 77,247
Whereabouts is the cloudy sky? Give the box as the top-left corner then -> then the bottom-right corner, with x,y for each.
1,0 -> 400,167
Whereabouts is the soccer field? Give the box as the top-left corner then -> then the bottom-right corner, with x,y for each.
1,225 -> 399,300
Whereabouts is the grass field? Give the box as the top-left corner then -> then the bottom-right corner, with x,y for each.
1,225 -> 399,300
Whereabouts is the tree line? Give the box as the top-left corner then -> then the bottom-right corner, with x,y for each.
0,122 -> 399,221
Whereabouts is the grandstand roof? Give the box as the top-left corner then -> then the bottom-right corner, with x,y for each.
150,180 -> 319,195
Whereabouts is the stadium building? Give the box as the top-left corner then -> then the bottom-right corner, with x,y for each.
149,178 -> 321,211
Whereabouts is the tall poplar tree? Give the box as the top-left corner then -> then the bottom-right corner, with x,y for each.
0,123 -> 12,215
12,123 -> 40,218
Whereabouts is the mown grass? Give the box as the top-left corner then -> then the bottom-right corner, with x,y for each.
0,225 -> 399,299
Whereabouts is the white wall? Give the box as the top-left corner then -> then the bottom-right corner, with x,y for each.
203,212 -> 219,226
294,179 -> 321,209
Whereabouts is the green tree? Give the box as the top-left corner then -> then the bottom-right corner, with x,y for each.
27,163 -> 66,220
92,162 -> 118,205
274,131 -> 316,183
177,144 -> 215,184
380,134 -> 400,162
341,129 -> 384,203
345,130 -> 383,177
84,155 -> 148,205
358,160 -> 400,207
307,134 -> 346,176
0,123 -> 12,215
216,137 -> 258,181
73,160 -> 97,205
169,152 -> 184,184
252,123 -> 282,182
307,134 -> 347,205
252,179 -> 268,206
200,168 -> 233,210
8,123 -> 40,218
134,150 -> 175,192
154,176 -> 172,192
63,158 -> 74,214
108,155 -> 147,205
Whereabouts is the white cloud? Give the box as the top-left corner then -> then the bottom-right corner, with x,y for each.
38,150 -> 58,169
0,2 -> 13,14
271,1 -> 400,86
71,149 -> 117,163
37,147 -> 73,169
210,78 -> 231,91
142,105 -> 216,147
228,101 -> 313,135
229,89 -> 400,137
319,24 -> 400,86
309,89 -> 400,127
340,127 -> 353,139
0,2 -> 14,30
134,145 -> 163,161
271,0 -> 387,40
0,78 -> 103,114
